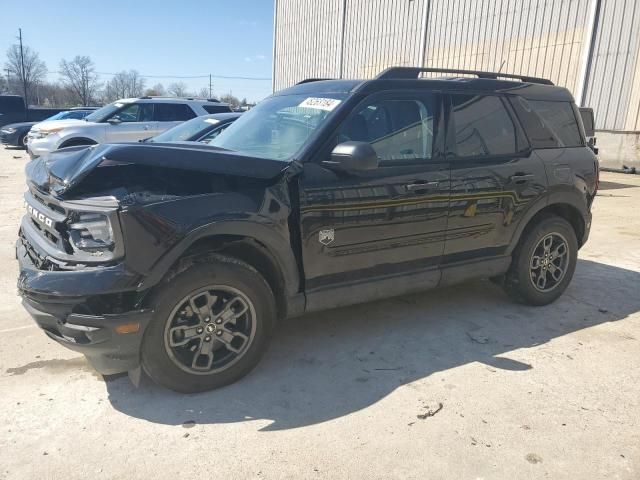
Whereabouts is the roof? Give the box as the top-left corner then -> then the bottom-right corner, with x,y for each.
118,97 -> 229,105
276,68 -> 574,102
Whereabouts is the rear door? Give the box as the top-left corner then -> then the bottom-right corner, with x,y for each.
299,90 -> 450,297
443,93 -> 547,265
153,103 -> 197,135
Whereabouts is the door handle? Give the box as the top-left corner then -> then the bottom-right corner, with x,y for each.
509,174 -> 534,184
405,181 -> 439,192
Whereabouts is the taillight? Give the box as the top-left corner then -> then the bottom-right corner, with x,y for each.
595,160 -> 600,193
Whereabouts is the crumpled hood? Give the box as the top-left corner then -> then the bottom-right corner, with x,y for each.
25,142 -> 290,196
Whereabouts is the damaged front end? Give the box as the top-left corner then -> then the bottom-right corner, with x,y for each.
17,142 -> 292,374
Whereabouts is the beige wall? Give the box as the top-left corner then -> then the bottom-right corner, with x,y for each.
274,0 -> 640,132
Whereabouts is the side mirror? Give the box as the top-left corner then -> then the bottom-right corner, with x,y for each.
323,141 -> 378,172
107,117 -> 122,125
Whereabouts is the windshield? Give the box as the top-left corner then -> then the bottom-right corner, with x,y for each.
150,115 -> 219,143
45,111 -> 72,121
209,93 -> 346,161
45,110 -> 89,121
84,100 -> 132,122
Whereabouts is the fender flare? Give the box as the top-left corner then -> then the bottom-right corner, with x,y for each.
137,220 -> 301,297
506,189 -> 589,254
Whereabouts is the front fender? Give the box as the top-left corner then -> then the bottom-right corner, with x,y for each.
57,125 -> 104,146
138,219 -> 301,296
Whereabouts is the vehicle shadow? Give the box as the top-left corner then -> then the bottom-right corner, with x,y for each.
105,258 -> 640,430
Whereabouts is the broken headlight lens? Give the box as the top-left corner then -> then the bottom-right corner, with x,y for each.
69,212 -> 114,252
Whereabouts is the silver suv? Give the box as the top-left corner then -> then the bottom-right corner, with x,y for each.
27,97 -> 231,158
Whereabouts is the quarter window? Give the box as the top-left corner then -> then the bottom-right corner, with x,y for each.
450,95 -> 518,157
153,103 -> 196,122
338,96 -> 435,164
527,100 -> 583,147
203,105 -> 232,114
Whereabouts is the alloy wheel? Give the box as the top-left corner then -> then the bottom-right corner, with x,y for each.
164,285 -> 256,375
529,232 -> 570,292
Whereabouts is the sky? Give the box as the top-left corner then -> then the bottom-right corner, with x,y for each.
0,0 -> 275,102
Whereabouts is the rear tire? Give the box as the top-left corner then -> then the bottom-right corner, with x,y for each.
503,215 -> 578,306
141,254 -> 276,393
20,134 -> 28,148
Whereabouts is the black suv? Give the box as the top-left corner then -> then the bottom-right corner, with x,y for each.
17,67 -> 598,393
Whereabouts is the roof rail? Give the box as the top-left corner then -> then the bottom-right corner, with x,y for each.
296,78 -> 332,85
376,67 -> 554,85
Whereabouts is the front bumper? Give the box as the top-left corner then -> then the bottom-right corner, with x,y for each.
26,135 -> 58,158
17,234 -> 153,375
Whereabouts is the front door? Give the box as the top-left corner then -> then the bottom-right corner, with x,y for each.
443,93 -> 547,263
104,103 -> 156,142
299,91 -> 450,305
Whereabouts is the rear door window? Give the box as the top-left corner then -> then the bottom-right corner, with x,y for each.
450,95 -> 519,158
154,103 -> 196,122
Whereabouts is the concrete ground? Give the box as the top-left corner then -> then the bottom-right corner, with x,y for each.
0,146 -> 639,480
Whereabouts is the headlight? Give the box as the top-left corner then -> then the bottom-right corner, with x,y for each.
68,212 -> 114,252
2,127 -> 17,134
33,127 -> 64,139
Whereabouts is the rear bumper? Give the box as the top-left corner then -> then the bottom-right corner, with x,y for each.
17,234 -> 152,375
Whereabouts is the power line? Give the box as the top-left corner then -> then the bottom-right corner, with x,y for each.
52,70 -> 271,81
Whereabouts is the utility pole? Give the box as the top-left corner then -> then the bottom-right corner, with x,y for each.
209,74 -> 213,98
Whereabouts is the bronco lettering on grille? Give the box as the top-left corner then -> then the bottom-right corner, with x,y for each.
26,204 -> 53,228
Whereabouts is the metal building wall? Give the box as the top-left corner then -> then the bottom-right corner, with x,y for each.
341,0 -> 426,78
583,0 -> 640,130
273,0 -> 344,91
273,0 -> 640,132
421,0 -> 590,94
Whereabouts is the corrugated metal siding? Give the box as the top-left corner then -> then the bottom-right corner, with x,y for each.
422,0 -> 590,93
273,0 -> 640,131
341,0 -> 426,78
583,0 -> 640,130
273,0 -> 344,90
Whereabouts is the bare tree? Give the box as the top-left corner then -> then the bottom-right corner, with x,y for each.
59,55 -> 100,105
220,93 -> 240,108
145,83 -> 166,96
103,70 -> 146,102
4,44 -> 47,105
197,87 -> 211,98
168,81 -> 189,97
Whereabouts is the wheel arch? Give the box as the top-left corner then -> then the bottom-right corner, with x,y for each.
508,195 -> 589,254
139,222 -> 303,318
58,137 -> 98,149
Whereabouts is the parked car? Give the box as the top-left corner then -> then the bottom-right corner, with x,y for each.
0,94 -> 66,128
17,67 -> 598,393
0,108 -> 98,148
26,97 -> 232,158
144,112 -> 242,144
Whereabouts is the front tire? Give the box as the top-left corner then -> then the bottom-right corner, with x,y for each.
503,215 -> 578,306
20,134 -> 28,148
141,254 -> 276,393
